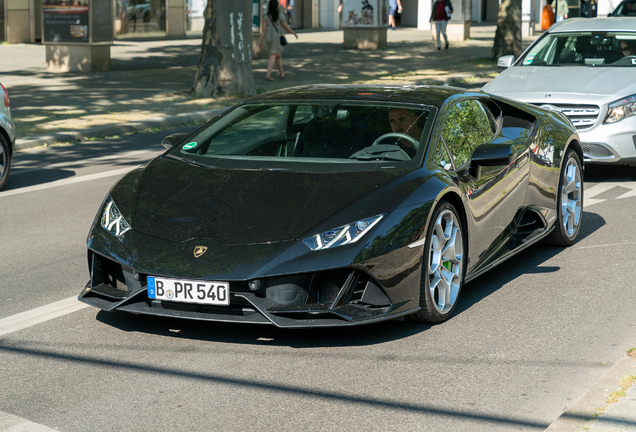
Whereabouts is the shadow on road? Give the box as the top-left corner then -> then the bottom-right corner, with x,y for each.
3,126 -> 197,191
457,210 -> 605,319
0,340 -> 548,429
585,164 -> 636,182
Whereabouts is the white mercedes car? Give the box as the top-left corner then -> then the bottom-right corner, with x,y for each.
483,17 -> 636,164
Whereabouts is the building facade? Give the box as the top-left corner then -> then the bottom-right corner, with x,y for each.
0,0 -> 619,44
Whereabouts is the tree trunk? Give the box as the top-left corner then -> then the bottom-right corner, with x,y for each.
491,0 -> 522,60
192,0 -> 256,97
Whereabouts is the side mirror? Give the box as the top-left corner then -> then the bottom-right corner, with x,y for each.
497,55 -> 515,69
472,143 -> 517,166
461,144 -> 517,182
161,133 -> 188,149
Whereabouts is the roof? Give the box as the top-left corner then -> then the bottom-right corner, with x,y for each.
244,84 -> 469,109
549,17 -> 636,32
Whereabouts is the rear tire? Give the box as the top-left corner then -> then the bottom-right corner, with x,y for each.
410,201 -> 466,323
0,135 -> 11,191
545,149 -> 583,246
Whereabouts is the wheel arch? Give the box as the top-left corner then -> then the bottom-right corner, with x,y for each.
434,189 -> 469,259
565,138 -> 583,170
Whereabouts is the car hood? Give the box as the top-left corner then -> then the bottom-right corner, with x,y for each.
129,157 -> 402,245
483,66 -> 636,105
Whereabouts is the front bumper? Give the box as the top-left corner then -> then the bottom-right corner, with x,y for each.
79,251 -> 420,328
574,115 -> 636,164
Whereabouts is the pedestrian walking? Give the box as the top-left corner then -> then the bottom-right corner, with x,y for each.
258,0 -> 298,81
288,0 -> 295,23
556,0 -> 568,22
430,0 -> 453,50
541,0 -> 555,30
279,0 -> 291,23
388,0 -> 403,30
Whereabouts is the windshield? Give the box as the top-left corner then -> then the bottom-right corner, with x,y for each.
168,102 -> 434,172
612,0 -> 636,16
521,31 -> 636,67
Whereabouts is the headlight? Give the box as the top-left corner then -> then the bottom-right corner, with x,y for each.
604,94 -> 636,124
101,199 -> 131,237
302,215 -> 384,251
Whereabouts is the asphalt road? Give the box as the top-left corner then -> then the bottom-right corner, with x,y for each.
1,130 -> 635,431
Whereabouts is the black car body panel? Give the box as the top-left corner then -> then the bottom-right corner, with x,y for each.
80,85 -> 582,328
132,157 -> 403,244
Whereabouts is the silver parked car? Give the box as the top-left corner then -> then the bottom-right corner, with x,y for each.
483,18 -> 636,164
0,82 -> 16,190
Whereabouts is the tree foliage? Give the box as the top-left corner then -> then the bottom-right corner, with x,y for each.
192,0 -> 256,97
491,0 -> 522,60
441,100 -> 494,167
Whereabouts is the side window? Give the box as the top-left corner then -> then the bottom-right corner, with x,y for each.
441,100 -> 496,168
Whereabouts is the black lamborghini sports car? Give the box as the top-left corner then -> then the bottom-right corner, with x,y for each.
80,85 -> 583,327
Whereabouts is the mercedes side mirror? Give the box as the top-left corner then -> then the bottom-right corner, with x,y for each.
497,55 -> 515,69
161,133 -> 188,149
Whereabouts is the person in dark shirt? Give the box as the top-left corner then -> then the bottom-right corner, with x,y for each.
430,0 -> 453,50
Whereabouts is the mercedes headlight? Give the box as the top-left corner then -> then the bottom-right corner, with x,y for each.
101,199 -> 131,237
302,215 -> 384,251
604,94 -> 636,124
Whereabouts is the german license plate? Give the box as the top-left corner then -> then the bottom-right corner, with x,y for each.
147,276 -> 230,306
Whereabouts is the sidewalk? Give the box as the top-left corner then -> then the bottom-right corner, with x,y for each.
1,21 -> 636,432
2,23 -> 516,151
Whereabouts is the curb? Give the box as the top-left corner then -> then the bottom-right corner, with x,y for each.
546,353 -> 636,432
15,108 -> 229,152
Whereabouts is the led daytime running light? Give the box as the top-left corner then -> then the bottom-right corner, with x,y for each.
303,215 -> 384,251
101,200 -> 131,237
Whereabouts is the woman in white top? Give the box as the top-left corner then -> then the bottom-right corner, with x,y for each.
258,0 -> 298,81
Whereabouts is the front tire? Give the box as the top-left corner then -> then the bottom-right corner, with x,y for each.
0,135 -> 11,191
546,149 -> 583,246
411,201 -> 466,323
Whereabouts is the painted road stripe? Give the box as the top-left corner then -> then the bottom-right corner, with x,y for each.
0,410 -> 58,432
585,179 -> 636,208
0,167 -> 133,199
0,296 -> 89,337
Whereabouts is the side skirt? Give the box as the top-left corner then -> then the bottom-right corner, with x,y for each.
465,224 -> 555,284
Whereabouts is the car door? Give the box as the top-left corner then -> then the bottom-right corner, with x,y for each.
437,98 -> 530,270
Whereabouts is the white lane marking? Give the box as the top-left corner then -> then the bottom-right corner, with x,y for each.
0,296 -> 89,337
577,241 -> 636,249
0,410 -> 58,432
584,179 -> 636,208
0,410 -> 58,431
0,167 -> 134,198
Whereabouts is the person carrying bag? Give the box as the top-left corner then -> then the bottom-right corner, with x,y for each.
258,0 -> 298,80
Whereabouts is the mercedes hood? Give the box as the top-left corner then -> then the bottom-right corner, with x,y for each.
483,66 -> 636,105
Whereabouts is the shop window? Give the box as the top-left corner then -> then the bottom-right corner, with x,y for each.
115,0 -> 166,38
